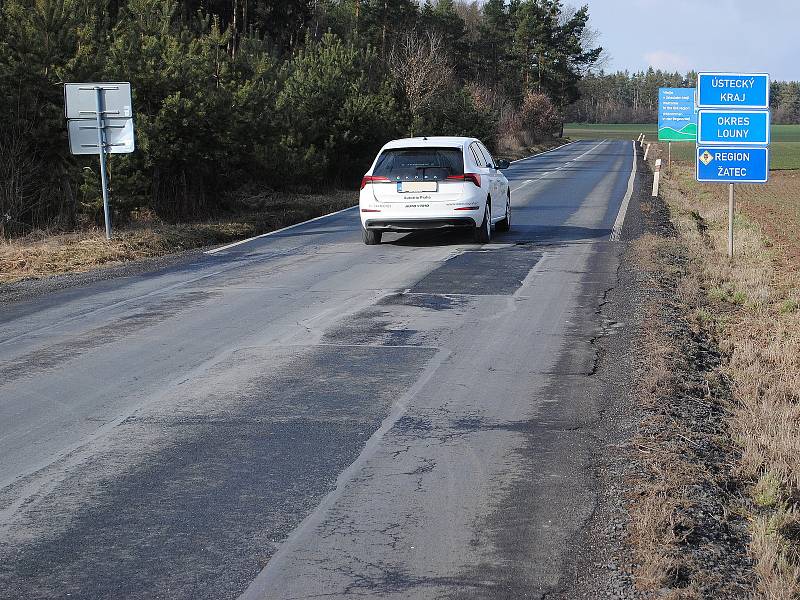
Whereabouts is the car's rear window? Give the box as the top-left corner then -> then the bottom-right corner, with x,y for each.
373,148 -> 464,181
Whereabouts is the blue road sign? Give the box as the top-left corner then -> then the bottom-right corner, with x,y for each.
697,72 -> 769,109
658,88 -> 697,141
697,110 -> 770,145
697,146 -> 769,183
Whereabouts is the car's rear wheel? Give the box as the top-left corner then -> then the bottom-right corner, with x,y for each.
496,194 -> 511,232
473,201 -> 491,243
363,228 -> 382,245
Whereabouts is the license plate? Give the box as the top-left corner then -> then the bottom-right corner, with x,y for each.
398,181 -> 438,193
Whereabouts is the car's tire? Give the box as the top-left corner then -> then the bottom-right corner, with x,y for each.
363,228 -> 382,245
473,200 -> 491,243
496,194 -> 511,232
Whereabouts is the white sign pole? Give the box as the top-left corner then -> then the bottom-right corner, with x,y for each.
728,183 -> 735,258
94,86 -> 112,240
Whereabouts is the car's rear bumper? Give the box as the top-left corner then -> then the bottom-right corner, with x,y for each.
363,217 -> 477,231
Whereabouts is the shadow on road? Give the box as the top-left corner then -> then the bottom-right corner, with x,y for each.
386,224 -> 611,247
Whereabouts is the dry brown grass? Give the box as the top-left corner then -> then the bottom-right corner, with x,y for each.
737,171 -> 800,266
627,231 -> 742,599
656,156 -> 800,598
0,190 -> 356,284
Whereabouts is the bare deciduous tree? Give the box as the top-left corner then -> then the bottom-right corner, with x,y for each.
389,30 -> 454,136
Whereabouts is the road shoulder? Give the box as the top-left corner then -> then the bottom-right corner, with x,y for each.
557,147 -> 758,599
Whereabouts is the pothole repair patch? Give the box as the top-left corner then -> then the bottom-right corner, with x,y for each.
410,248 -> 543,295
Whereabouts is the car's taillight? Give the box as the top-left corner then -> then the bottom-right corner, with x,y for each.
360,175 -> 391,190
446,174 -> 481,187
464,173 -> 481,187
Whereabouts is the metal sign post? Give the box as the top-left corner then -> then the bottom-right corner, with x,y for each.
728,184 -> 735,258
95,87 -> 112,240
695,72 -> 770,258
65,82 -> 135,240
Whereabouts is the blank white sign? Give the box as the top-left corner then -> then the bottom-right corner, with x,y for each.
64,82 -> 133,120
68,118 -> 135,155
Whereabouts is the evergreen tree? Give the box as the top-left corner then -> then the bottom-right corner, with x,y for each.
0,0 -> 617,234
419,0 -> 467,75
513,0 -> 601,108
277,33 -> 400,185
475,0 -> 516,95
358,0 -> 418,57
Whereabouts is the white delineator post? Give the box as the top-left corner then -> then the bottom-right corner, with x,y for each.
644,143 -> 651,161
728,183 -> 735,258
652,159 -> 662,197
668,142 -> 672,170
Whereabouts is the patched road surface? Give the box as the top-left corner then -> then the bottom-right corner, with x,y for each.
0,140 -> 637,599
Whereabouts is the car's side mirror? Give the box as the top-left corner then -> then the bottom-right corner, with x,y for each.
495,159 -> 510,170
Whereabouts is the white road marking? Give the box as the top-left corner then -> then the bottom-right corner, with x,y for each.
610,141 -> 638,242
511,180 -> 535,193
571,139 -> 608,161
510,140 -> 607,193
510,140 -> 578,163
204,205 -> 359,255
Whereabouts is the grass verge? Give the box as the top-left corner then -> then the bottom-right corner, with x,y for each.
0,189 -> 356,285
633,145 -> 800,598
628,210 -> 753,598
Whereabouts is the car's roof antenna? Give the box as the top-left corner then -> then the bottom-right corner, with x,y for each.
423,136 -> 428,140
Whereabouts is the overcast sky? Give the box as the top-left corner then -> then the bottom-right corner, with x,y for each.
581,0 -> 798,81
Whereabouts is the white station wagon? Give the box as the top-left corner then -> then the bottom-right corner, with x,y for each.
359,136 -> 511,245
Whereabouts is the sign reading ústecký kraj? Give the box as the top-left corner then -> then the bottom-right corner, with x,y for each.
696,72 -> 770,184
696,73 -> 769,109
658,88 -> 697,141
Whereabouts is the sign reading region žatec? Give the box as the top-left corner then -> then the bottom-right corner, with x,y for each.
658,88 -> 697,141
697,110 -> 770,145
697,146 -> 769,183
697,73 -> 770,109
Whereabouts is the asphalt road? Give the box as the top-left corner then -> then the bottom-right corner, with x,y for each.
0,139 -> 638,599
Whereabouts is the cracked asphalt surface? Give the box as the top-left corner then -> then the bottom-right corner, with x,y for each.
0,140 -> 639,599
